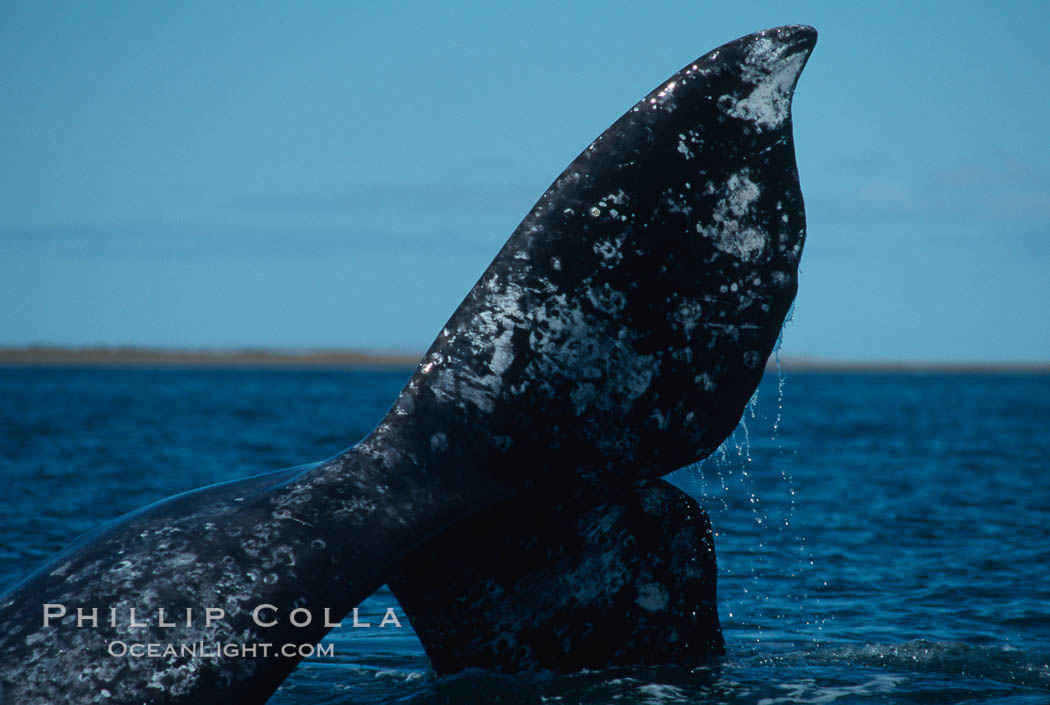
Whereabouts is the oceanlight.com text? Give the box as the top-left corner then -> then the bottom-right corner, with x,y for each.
107,640 -> 335,659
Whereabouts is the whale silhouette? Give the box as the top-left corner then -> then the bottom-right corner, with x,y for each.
0,25 -> 815,704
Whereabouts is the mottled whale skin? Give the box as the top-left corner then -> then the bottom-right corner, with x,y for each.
0,25 -> 815,704
390,478 -> 724,674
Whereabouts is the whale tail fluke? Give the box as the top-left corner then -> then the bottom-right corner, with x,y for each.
365,25 -> 816,491
389,478 -> 724,674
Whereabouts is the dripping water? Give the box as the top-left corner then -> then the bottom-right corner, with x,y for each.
677,301 -> 828,649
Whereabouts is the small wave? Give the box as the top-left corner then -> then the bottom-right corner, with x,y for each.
635,682 -> 690,702
756,674 -> 904,705
270,661 -> 430,705
823,640 -> 1050,690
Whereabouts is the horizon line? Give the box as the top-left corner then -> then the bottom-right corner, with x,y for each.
0,345 -> 1047,374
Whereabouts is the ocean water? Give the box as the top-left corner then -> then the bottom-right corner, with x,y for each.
1,366 -> 1048,704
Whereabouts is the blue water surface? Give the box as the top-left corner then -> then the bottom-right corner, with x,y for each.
1,367 -> 1048,704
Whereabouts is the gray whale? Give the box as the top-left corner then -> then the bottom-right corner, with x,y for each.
0,24 -> 815,704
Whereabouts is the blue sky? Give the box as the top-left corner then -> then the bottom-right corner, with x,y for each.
1,1 -> 1047,361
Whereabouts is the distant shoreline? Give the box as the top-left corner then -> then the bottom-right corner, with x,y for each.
1,346 -> 1047,375
0,346 -> 421,369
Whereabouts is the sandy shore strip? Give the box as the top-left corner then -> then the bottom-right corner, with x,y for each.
0,346 -> 422,369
